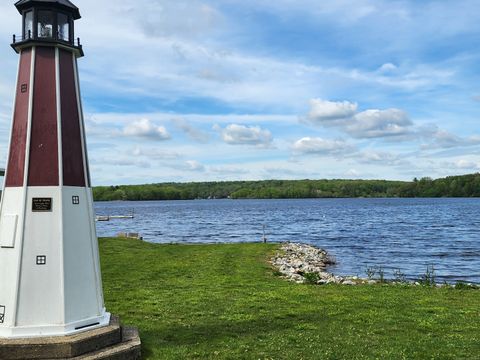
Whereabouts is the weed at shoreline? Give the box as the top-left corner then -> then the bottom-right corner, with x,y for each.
418,265 -> 436,286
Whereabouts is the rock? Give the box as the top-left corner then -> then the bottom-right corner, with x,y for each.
342,280 -> 356,286
270,242 -> 339,284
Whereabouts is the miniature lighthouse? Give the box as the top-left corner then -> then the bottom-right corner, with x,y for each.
0,0 -> 110,338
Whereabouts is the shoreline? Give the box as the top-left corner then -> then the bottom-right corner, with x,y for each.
270,242 -> 480,288
108,237 -> 480,286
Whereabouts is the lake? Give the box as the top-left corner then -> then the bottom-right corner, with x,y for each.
94,198 -> 480,284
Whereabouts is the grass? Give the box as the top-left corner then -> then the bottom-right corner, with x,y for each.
99,237 -> 480,359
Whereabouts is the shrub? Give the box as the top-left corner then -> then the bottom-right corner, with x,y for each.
302,272 -> 321,284
418,265 -> 436,286
454,281 -> 478,290
393,269 -> 407,283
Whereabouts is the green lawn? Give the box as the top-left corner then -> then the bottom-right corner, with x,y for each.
99,237 -> 480,360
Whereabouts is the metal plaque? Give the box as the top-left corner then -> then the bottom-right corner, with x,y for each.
32,198 -> 53,212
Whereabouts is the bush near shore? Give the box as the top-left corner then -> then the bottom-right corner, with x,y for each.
93,173 -> 480,201
100,237 -> 480,360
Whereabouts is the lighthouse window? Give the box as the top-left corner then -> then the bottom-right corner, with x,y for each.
37,11 -> 54,38
57,13 -> 70,42
24,11 -> 33,38
36,255 -> 47,265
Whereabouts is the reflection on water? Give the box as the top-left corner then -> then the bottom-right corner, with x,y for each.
95,198 -> 480,284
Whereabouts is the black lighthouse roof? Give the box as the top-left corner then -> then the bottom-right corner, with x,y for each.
14,0 -> 81,19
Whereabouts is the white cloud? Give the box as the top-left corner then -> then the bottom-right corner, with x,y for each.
123,118 -> 171,140
306,99 -> 358,124
305,99 -> 413,140
292,137 -> 353,155
420,125 -> 480,149
214,124 -> 273,147
347,109 -> 412,139
378,63 -> 398,73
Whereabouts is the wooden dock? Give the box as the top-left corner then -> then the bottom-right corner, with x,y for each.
95,210 -> 135,222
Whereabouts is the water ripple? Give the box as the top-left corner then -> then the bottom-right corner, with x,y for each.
95,198 -> 480,284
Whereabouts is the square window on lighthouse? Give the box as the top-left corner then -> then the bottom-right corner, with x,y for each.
38,11 -> 54,38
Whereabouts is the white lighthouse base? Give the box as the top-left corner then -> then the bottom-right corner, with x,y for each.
0,311 -> 110,339
0,187 -> 109,339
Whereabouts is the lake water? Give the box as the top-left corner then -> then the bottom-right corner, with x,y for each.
94,198 -> 480,284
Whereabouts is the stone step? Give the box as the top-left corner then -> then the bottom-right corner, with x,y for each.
73,326 -> 141,360
0,316 -> 123,359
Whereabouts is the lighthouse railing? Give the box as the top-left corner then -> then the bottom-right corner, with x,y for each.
11,33 -> 82,50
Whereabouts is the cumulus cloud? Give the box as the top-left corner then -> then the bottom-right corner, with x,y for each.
214,124 -> 273,147
292,137 -> 354,155
346,109 -> 412,139
420,125 -> 480,149
305,99 -> 413,140
123,118 -> 171,140
306,98 -> 358,125
378,63 -> 398,73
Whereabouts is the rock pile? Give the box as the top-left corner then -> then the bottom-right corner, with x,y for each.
270,242 -> 360,285
271,242 -> 480,288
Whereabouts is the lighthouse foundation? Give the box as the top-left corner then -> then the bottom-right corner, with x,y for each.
0,315 -> 141,360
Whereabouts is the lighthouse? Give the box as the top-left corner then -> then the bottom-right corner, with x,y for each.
0,0 -> 110,338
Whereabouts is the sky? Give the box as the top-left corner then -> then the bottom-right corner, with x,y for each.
1,0 -> 480,185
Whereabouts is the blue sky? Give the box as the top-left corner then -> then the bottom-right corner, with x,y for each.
1,0 -> 480,185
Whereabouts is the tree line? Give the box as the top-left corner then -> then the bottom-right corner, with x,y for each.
92,173 -> 480,201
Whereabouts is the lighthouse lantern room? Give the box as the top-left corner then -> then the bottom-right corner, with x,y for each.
0,0 -> 110,338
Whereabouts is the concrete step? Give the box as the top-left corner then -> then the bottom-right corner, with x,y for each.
73,326 -> 141,360
0,316 -> 123,359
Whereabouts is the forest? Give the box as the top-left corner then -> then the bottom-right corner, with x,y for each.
92,173 -> 480,201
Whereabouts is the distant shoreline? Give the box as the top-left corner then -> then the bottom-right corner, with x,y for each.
92,173 -> 480,201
